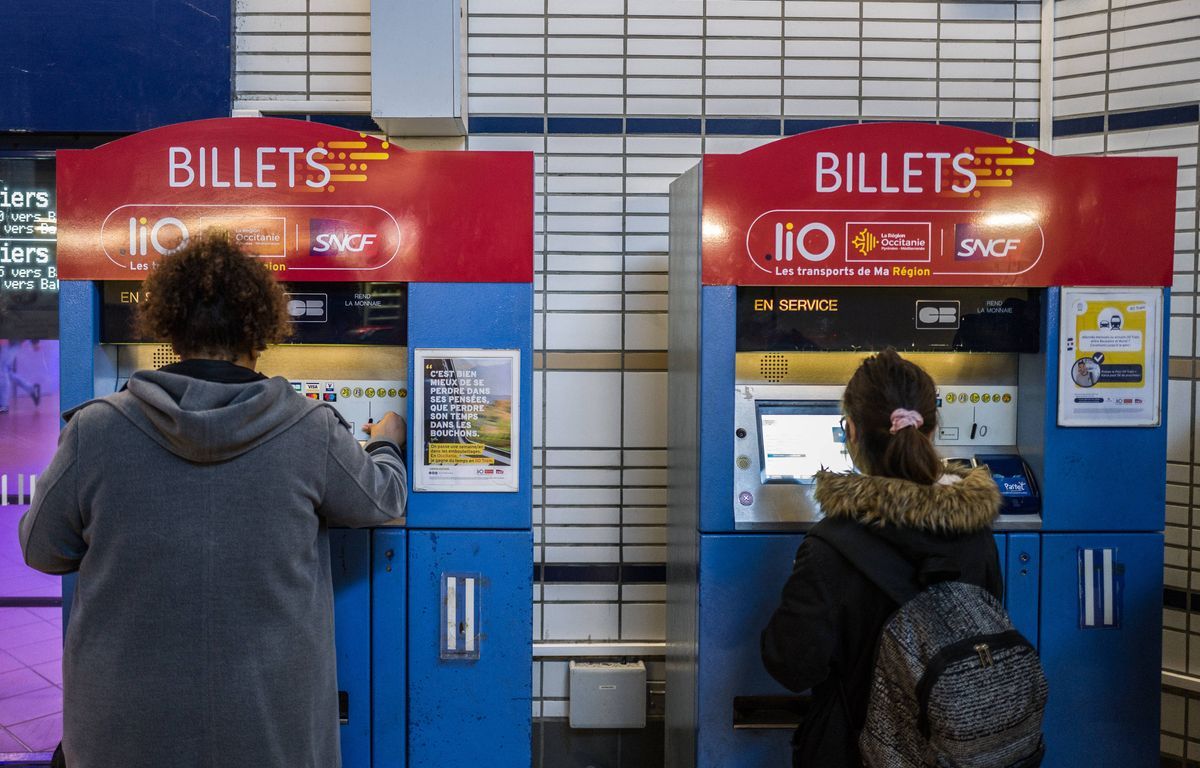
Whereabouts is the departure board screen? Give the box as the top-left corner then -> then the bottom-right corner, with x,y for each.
757,401 -> 854,483
0,157 -> 57,340
0,156 -> 60,497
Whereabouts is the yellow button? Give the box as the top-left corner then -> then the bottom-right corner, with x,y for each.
388,388 -> 398,398
399,389 -> 408,398
970,393 -> 980,403
366,387 -> 376,398
340,387 -> 350,398
1002,393 -> 1012,403
982,394 -> 991,403
947,393 -> 957,404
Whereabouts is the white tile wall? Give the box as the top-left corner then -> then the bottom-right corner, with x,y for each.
236,0 -> 1200,735
1047,1 -> 1200,760
235,0 -> 371,107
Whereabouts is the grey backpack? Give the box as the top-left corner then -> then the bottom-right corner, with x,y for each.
812,522 -> 1048,768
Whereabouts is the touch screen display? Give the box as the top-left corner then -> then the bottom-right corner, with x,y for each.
757,401 -> 855,483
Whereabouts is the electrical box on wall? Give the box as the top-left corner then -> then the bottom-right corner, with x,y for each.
568,662 -> 647,729
371,0 -> 465,136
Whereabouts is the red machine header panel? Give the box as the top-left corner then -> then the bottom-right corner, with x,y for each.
57,117 -> 533,282
701,123 -> 1176,287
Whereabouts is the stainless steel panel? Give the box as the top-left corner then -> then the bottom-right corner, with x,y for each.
94,343 -> 407,393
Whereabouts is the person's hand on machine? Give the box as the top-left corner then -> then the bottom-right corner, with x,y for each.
364,411 -> 406,448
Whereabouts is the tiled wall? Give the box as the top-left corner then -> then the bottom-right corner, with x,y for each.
234,0 -> 1200,763
234,0 -> 370,111
1052,1 -> 1200,762
464,4 -> 1048,726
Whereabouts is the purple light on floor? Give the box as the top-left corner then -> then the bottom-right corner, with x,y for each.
0,507 -> 63,754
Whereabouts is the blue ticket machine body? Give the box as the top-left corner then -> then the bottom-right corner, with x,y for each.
666,123 -> 1176,768
55,117 -> 533,768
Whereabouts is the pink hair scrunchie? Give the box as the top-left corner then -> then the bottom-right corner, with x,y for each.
889,408 -> 924,434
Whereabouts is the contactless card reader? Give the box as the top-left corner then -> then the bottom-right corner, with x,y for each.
975,453 -> 1040,515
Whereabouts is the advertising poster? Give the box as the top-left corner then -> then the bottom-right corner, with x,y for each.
1058,288 -> 1162,427
0,156 -> 60,502
414,349 -> 520,492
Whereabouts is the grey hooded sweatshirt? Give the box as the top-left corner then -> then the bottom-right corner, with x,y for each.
19,362 -> 407,768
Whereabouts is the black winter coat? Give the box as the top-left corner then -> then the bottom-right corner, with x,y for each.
761,467 -> 1004,768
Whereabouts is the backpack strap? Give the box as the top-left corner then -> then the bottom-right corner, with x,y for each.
807,517 -> 923,606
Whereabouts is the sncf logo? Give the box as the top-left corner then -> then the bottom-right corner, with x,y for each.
286,293 -> 328,323
128,216 -> 189,257
309,218 -> 380,258
313,232 -> 376,253
957,237 -> 1021,259
915,300 -> 960,330
953,220 -> 1036,262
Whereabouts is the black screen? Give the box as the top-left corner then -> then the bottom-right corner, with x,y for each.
101,281 -> 407,346
737,287 -> 1040,353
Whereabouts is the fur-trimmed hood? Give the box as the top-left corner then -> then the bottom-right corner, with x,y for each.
814,465 -> 1001,535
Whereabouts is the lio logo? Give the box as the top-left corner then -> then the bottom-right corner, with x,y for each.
770,220 -> 835,263
128,216 -> 188,256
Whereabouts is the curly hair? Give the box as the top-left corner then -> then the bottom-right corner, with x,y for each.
135,230 -> 291,359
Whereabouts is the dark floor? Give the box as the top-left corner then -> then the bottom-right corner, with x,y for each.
535,719 -> 664,768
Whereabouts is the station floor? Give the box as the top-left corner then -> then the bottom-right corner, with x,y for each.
0,506 -> 63,757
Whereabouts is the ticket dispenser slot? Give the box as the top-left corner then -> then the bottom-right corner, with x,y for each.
732,695 -> 812,729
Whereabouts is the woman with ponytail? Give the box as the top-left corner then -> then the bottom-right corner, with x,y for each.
761,349 -> 1004,767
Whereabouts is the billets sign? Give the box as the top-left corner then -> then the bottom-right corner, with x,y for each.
701,123 -> 1176,288
56,117 -> 533,283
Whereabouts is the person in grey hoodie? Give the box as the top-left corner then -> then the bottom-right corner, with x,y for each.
19,232 -> 407,768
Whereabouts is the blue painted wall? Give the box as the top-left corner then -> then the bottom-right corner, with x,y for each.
1,0 -> 232,132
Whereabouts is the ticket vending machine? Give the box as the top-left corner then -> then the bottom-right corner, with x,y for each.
55,118 -> 533,768
666,124 -> 1176,768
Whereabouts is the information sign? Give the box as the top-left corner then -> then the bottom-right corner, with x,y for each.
414,349 -> 520,492
1058,288 -> 1162,427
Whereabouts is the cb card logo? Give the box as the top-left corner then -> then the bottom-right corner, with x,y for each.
915,300 -> 960,330
286,293 -> 328,323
